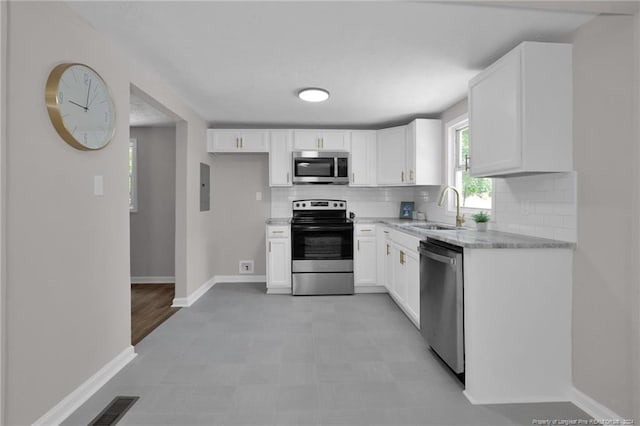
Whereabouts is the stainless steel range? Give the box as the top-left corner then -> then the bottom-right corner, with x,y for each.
290,200 -> 354,295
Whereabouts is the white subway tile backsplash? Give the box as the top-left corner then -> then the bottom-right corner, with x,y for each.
271,186 -> 417,218
422,172 -> 577,242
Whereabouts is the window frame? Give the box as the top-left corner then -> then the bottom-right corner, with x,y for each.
129,138 -> 138,213
445,113 -> 493,215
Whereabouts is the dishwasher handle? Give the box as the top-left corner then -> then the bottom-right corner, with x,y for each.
419,247 -> 456,266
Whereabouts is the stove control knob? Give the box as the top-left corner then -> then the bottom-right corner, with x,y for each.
302,203 -> 306,207
295,203 -> 299,208
339,203 -> 344,207
334,203 -> 337,207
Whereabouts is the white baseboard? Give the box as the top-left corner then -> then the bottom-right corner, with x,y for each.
463,390 -> 569,405
213,275 -> 266,284
172,275 -> 266,307
570,387 -> 626,422
33,346 -> 136,426
355,285 -> 388,294
131,276 -> 175,284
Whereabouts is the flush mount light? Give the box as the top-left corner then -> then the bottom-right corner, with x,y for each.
298,88 -> 330,102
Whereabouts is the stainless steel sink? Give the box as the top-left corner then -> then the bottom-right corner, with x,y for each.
413,224 -> 458,231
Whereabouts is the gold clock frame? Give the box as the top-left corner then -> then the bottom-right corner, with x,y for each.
45,62 -> 116,151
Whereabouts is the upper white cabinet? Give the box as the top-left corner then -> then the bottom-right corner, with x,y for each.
269,131 -> 293,186
293,130 -> 349,151
407,119 -> 442,185
376,119 -> 442,186
376,125 -> 407,185
350,130 -> 376,186
208,129 -> 269,153
468,42 -> 573,177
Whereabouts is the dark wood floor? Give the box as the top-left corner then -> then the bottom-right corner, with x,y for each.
131,284 -> 180,346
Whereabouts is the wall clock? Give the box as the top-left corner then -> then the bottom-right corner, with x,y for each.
45,63 -> 116,151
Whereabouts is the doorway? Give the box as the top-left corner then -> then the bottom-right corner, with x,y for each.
129,86 -> 180,345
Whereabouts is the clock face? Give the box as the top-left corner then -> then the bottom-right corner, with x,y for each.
46,63 -> 116,151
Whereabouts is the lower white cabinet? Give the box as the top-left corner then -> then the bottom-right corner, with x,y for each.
382,228 -> 421,328
266,225 -> 291,293
354,224 -> 378,287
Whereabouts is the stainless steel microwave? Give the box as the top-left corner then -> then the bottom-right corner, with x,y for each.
292,151 -> 349,184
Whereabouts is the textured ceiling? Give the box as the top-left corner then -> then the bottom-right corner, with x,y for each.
66,1 -> 599,128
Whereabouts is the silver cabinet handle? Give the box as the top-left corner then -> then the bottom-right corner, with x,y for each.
269,241 -> 271,252
286,172 -> 290,183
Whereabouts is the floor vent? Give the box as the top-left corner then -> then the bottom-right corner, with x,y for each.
89,396 -> 139,426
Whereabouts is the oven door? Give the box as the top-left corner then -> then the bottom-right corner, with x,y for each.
291,223 -> 353,273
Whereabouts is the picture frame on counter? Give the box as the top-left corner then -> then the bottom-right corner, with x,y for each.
399,201 -> 414,219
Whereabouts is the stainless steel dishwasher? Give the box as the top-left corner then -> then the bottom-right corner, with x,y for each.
419,238 -> 464,376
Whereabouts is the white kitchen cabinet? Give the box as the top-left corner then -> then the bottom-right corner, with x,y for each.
468,42 -> 572,177
266,225 -> 291,294
404,249 -> 420,323
269,131 -> 293,186
463,247 -> 572,404
293,130 -> 349,151
350,131 -> 376,186
377,226 -> 391,292
376,119 -> 441,186
406,119 -> 442,185
376,125 -> 407,185
354,224 -> 378,288
380,228 -> 421,327
207,129 -> 269,153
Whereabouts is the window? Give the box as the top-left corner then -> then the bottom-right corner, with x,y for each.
129,138 -> 137,212
447,115 -> 492,212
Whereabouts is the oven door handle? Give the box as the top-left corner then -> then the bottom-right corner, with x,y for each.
292,225 -> 353,232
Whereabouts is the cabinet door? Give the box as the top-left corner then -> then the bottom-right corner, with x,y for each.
404,249 -> 420,325
267,238 -> 291,290
239,131 -> 269,152
469,49 -> 522,176
293,131 -> 321,150
208,130 -> 268,152
355,236 -> 377,286
394,247 -> 408,305
209,130 -> 242,152
377,126 -> 407,185
319,131 -> 348,150
269,131 -> 293,186
384,239 -> 394,294
350,131 -> 375,186
408,119 -> 442,185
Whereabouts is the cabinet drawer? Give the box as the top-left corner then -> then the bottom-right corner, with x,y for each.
267,226 -> 290,238
355,224 -> 376,236
389,229 -> 421,253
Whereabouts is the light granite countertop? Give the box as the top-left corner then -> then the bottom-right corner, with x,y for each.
355,217 -> 575,249
265,218 -> 291,225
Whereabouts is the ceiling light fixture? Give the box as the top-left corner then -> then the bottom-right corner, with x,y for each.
298,88 -> 330,103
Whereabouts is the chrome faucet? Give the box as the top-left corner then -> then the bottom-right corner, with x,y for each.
438,186 -> 465,228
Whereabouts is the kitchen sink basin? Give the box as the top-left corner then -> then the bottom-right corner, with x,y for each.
413,224 -> 458,231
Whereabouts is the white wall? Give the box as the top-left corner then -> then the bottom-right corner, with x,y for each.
0,1 -> 6,423
4,2 -> 215,423
570,14 -> 636,418
6,3 -> 132,424
211,154 -> 270,276
129,127 -> 176,279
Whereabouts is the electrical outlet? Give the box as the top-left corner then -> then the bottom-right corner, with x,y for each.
239,260 -> 254,274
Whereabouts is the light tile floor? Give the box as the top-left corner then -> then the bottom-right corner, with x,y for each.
63,283 -> 589,425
